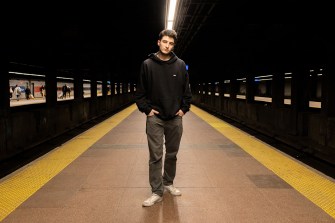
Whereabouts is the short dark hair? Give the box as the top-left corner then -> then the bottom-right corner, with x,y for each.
159,29 -> 178,42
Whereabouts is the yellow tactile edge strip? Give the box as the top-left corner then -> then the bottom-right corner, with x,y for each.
190,105 -> 335,219
0,104 -> 137,221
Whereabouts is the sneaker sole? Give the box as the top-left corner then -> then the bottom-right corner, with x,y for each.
142,197 -> 163,207
169,192 -> 182,196
164,187 -> 182,196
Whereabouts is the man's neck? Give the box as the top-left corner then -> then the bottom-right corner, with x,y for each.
156,52 -> 171,61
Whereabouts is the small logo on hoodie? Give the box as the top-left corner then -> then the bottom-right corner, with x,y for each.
172,74 -> 177,77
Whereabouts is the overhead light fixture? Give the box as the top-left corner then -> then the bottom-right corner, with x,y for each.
166,0 -> 178,29
9,71 -> 45,77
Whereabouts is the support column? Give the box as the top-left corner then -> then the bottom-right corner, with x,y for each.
0,58 -> 10,113
291,67 -> 309,112
45,68 -> 57,108
290,66 -> 310,136
229,78 -> 237,100
102,79 -> 107,97
0,58 -> 9,157
44,67 -> 57,137
91,78 -> 97,99
111,81 -> 116,96
272,72 -> 285,108
116,82 -> 120,95
321,66 -> 335,117
74,71 -> 83,100
246,75 -> 255,103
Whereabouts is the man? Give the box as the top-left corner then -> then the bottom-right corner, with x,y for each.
13,85 -> 21,101
135,29 -> 192,207
62,84 -> 67,99
25,86 -> 31,100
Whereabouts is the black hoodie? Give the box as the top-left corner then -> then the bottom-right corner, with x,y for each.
135,52 -> 192,120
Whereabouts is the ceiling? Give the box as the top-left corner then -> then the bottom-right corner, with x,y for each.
6,1 -> 334,83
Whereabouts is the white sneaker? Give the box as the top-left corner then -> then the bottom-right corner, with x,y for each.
142,193 -> 163,207
164,185 -> 182,196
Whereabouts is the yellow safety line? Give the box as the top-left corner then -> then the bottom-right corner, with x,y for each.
0,104 -> 137,222
190,105 -> 335,219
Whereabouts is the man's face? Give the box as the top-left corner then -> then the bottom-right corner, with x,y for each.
158,36 -> 175,55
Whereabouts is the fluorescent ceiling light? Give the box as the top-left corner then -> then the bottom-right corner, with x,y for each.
166,0 -> 177,29
9,71 -> 45,77
57,76 -> 74,80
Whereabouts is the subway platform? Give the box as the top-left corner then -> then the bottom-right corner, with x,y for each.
0,104 -> 334,223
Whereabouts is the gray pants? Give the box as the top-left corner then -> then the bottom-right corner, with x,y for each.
146,115 -> 183,196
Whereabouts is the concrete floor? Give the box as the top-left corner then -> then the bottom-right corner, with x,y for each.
2,108 -> 334,223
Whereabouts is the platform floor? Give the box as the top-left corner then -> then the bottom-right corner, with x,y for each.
1,104 -> 334,223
